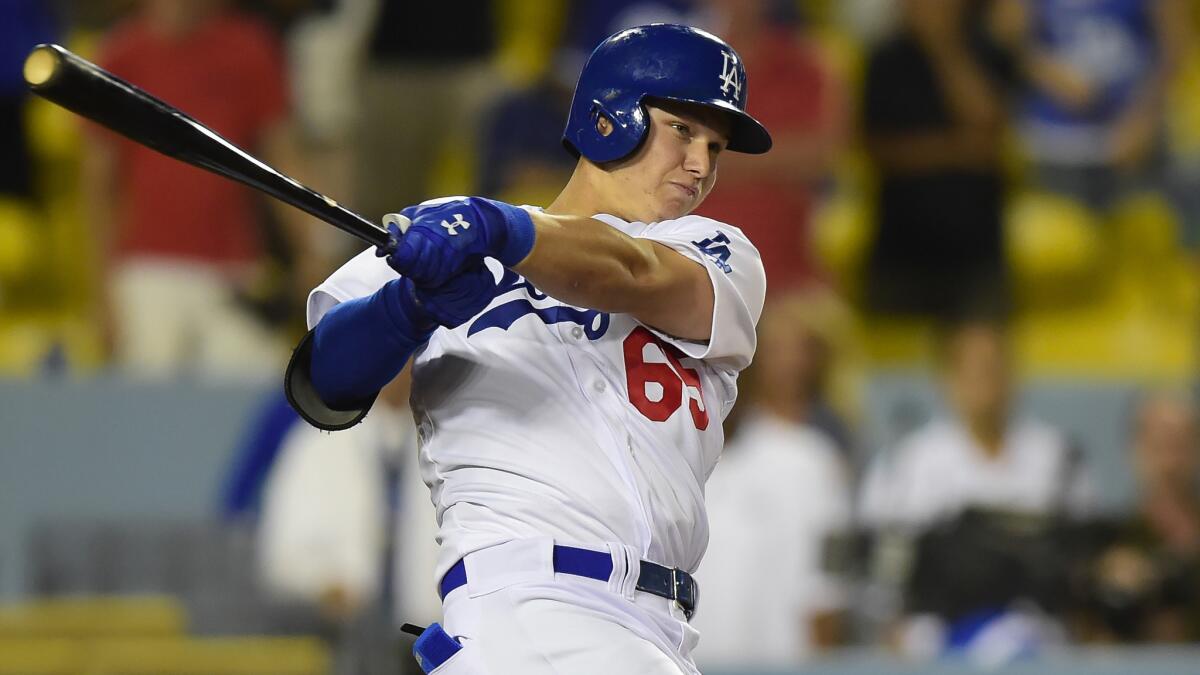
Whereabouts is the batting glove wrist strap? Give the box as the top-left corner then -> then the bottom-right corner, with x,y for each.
476,198 -> 536,267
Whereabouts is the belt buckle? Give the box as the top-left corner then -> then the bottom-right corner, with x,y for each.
671,568 -> 697,620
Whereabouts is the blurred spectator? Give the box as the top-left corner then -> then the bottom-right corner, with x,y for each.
1014,0 -> 1189,211
698,0 -> 846,293
275,0 -> 378,268
557,0 -> 703,79
861,0 -> 1018,317
254,372 -> 438,674
861,314 -> 1092,531
859,313 -> 1093,661
1164,4 -> 1200,249
740,285 -> 857,459
353,0 -> 501,222
82,0 -> 321,379
0,0 -> 59,200
236,0 -> 330,32
477,62 -> 576,206
693,291 -> 853,668
1081,391 -> 1200,643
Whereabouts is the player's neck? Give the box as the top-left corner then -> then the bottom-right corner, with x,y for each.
546,162 -> 632,221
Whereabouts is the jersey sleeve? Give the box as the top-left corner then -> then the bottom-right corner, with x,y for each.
287,248 -> 398,431
598,214 -> 766,372
306,247 -> 400,329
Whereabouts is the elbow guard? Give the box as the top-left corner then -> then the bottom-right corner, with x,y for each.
284,329 -> 377,431
285,278 -> 435,431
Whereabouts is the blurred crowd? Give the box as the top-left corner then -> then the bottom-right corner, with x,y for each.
5,0 -> 1200,673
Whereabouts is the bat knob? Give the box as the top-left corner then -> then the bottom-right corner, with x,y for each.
382,213 -> 411,234
380,213 -> 411,254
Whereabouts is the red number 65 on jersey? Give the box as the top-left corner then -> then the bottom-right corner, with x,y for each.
623,326 -> 709,430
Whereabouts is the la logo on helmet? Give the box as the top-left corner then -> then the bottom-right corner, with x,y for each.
718,51 -> 741,99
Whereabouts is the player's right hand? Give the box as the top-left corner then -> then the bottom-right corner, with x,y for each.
410,260 -> 498,330
377,197 -> 535,287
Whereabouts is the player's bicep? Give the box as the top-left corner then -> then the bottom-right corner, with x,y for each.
637,222 -> 765,371
633,242 -> 715,341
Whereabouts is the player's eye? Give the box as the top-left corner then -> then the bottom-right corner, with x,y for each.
670,122 -> 690,137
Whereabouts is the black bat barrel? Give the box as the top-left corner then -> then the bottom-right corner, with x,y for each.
23,43 -> 391,250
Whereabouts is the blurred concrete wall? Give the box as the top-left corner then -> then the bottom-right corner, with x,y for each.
0,377 -> 270,599
0,373 -> 1149,600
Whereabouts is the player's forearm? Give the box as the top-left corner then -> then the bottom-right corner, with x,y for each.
514,212 -> 653,305
309,280 -> 433,409
514,212 -> 713,339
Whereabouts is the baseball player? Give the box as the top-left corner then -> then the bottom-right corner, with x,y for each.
285,24 -> 771,674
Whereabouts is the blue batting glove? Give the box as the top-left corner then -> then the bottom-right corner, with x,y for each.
375,197 -> 535,287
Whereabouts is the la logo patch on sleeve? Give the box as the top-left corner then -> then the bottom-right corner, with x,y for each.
691,231 -> 733,274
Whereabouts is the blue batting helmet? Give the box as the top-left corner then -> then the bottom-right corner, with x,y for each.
562,24 -> 772,164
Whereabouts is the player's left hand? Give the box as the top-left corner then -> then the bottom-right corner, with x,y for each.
412,260 -> 498,329
377,197 -> 535,287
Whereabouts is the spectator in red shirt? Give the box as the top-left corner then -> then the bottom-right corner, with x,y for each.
696,0 -> 846,293
83,0 -> 319,380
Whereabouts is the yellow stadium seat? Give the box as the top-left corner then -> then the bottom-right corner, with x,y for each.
24,97 -> 81,164
859,315 -> 934,367
1011,191 -> 1198,378
0,596 -> 186,638
0,198 -> 39,280
1005,191 -> 1104,307
1109,191 -> 1180,266
1167,47 -> 1200,157
0,638 -> 83,675
811,191 -> 873,300
91,637 -> 331,675
494,0 -> 566,86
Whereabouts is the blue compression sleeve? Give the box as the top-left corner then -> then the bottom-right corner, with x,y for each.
310,278 -> 435,409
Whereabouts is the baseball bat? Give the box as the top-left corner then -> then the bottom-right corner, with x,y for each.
23,43 -> 394,252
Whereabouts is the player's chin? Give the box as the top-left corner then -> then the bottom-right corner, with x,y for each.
655,192 -> 699,221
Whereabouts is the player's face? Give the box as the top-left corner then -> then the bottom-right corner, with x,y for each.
607,102 -> 731,222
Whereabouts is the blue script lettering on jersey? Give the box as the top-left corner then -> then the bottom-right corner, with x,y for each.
691,231 -> 733,273
468,269 -> 610,339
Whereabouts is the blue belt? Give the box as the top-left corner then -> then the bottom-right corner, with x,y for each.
438,544 -> 698,619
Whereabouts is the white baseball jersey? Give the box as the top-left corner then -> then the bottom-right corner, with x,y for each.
306,208 -> 766,587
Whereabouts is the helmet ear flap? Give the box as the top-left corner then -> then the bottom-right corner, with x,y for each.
589,100 -> 620,136
582,98 -> 648,163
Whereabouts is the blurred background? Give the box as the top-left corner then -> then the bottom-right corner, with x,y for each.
3,0 -> 1200,673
